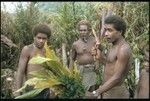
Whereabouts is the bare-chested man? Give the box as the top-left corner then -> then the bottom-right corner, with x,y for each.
69,20 -> 99,92
91,15 -> 132,99
134,47 -> 149,99
16,24 -> 51,99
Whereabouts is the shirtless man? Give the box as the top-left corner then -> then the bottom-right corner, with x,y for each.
134,48 -> 149,99
69,20 -> 99,92
91,15 -> 132,98
16,24 -> 51,99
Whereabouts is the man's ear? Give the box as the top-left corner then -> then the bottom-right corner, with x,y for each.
119,30 -> 122,35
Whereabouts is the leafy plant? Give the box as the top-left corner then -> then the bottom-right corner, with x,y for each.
14,42 -> 85,99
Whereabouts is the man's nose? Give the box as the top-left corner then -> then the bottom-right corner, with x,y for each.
39,39 -> 44,42
104,31 -> 109,37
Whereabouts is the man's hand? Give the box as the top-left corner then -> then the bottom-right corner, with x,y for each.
85,91 -> 97,99
92,87 -> 102,98
91,45 -> 101,60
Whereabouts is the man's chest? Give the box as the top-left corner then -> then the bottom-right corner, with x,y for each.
107,47 -> 118,63
29,49 -> 46,58
76,40 -> 95,54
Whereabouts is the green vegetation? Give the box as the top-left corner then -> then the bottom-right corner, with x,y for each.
1,2 -> 149,99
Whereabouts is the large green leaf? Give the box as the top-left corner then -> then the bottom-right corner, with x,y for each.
28,55 -> 51,64
14,77 -> 61,94
46,60 -> 71,77
44,41 -> 60,60
34,79 -> 62,89
14,78 -> 45,93
15,88 -> 44,99
29,69 -> 57,79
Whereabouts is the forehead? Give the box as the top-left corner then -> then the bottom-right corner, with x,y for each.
35,33 -> 47,38
79,25 -> 88,29
104,24 -> 115,29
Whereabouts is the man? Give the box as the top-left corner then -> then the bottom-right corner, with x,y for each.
16,23 -> 51,99
134,47 -> 149,99
69,20 -> 99,92
91,15 -> 132,98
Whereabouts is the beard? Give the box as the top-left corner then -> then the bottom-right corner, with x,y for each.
34,43 -> 44,49
82,37 -> 88,43
106,38 -> 112,43
81,35 -> 88,43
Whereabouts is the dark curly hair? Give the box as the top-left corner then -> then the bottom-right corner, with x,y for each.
32,23 -> 51,38
104,15 -> 126,37
77,20 -> 91,31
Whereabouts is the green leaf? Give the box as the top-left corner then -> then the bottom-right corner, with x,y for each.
15,88 -> 44,99
34,79 -> 62,89
28,55 -> 51,64
29,69 -> 56,79
15,78 -> 45,93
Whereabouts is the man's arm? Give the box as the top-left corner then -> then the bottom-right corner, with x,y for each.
96,45 -> 131,95
69,44 -> 77,70
91,46 -> 107,64
16,46 -> 29,92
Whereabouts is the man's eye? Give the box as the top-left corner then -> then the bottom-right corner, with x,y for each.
108,29 -> 113,32
80,30 -> 86,31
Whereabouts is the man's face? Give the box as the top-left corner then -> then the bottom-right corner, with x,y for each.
34,33 -> 47,49
104,24 -> 121,43
79,25 -> 89,38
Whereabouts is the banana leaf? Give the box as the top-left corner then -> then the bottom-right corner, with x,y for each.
15,88 -> 44,99
44,41 -> 59,60
29,69 -> 57,80
15,42 -> 85,98
28,55 -> 51,64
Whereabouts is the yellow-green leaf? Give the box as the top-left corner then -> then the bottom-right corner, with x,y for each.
28,55 -> 51,64
34,79 -> 62,89
29,69 -> 56,79
15,88 -> 44,99
44,42 -> 59,60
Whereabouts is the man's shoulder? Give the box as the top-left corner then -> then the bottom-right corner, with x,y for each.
90,35 -> 95,40
22,44 -> 33,51
73,39 -> 81,46
119,42 -> 131,53
117,42 -> 131,59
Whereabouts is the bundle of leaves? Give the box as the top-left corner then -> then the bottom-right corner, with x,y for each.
14,42 -> 85,99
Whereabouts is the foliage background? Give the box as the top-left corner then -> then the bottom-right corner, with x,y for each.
1,2 -> 149,99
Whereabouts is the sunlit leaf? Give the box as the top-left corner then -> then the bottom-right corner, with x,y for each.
15,88 -> 44,99
29,69 -> 56,79
28,55 -> 51,64
44,41 -> 59,60
34,79 -> 62,89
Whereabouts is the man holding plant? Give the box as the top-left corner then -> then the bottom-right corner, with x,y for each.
15,23 -> 51,99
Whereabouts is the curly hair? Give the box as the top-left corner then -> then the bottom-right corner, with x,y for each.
104,15 -> 126,37
32,23 -> 51,38
77,20 -> 91,31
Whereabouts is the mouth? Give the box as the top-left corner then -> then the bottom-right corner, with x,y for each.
37,44 -> 44,48
81,34 -> 86,37
106,37 -> 111,40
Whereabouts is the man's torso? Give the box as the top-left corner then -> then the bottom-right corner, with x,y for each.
104,42 -> 131,84
74,36 -> 96,65
25,44 -> 46,79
